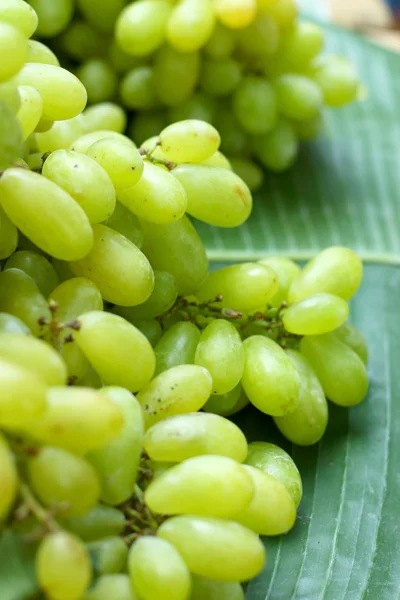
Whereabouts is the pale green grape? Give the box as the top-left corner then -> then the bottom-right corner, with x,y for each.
0,0 -> 38,37
204,22 -> 235,58
15,64 -> 87,121
279,21 -> 324,70
0,268 -> 50,336
158,515 -> 265,582
104,201 -> 144,248
334,322 -> 368,364
30,386 -> 123,454
36,114 -> 88,153
16,85 -> 43,140
203,383 -> 249,417
312,56 -> 359,107
154,322 -> 201,375
300,333 -> 369,407
5,250 -> 59,297
70,129 -> 136,154
129,109 -> 168,145
0,169 -> 93,260
190,576 -> 244,600
242,336 -> 300,416
0,432 -> 18,519
229,157 -> 264,192
195,320 -> 244,395
167,0 -> 215,52
289,247 -> 363,303
116,0 -> 172,56
133,318 -> 163,347
88,387 -> 144,505
128,536 -> 191,600
114,271 -> 177,321
83,574 -> 137,600
27,39 -> 60,65
60,19 -> 108,61
276,74 -> 323,121
196,263 -> 278,312
137,364 -> 212,429
245,441 -> 303,508
84,102 -> 127,133
43,150 -> 116,224
144,412 -> 248,463
172,164 -> 252,227
77,59 -> 118,104
0,100 -> 23,169
34,117 -> 54,133
168,93 -> 217,125
36,532 -> 92,600
283,293 -> 349,335
160,119 -> 220,163
87,537 -> 128,575
202,150 -> 232,169
0,312 -> 31,335
63,505 -> 126,541
258,256 -> 300,307
118,162 -> 187,224
141,216 -> 208,295
233,77 -> 277,135
153,45 -> 200,107
236,14 -> 279,57
254,119 -> 298,172
0,206 -> 18,260
0,80 -> 21,112
27,446 -> 100,517
69,224 -> 154,306
48,277 -> 103,321
261,0 -> 297,29
29,0 -> 73,37
0,22 -> 28,82
77,0 -> 126,34
212,0 -> 257,29
120,66 -> 158,110
86,137 -> 143,190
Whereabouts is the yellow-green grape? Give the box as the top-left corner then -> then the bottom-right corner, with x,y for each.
0,268 -> 50,336
42,150 -> 116,224
0,432 -> 18,519
160,120 -> 220,163
36,114 -> 88,153
0,332 -> 67,386
34,117 -> 54,133
27,39 -> 60,65
60,18 -> 109,61
118,162 -> 187,224
137,364 -> 212,429
69,224 -> 154,306
274,350 -> 329,446
167,0 -> 215,52
190,576 -> 244,600
275,74 -> 323,121
131,318 -> 163,347
229,157 -> 264,192
36,532 -> 92,600
84,102 -> 127,133
71,130 -> 136,154
83,574 -> 137,600
204,21 -> 235,58
29,0 -> 74,37
77,0 -> 126,34
158,516 -> 265,582
289,247 -> 363,303
283,293 -> 349,335
27,447 -> 101,517
254,119 -> 299,172
146,459 -> 176,481
203,383 -> 249,417
196,263 -> 278,312
87,537 -> 128,575
141,216 -> 208,296
0,80 -> 21,112
245,441 -> 303,508
154,322 -> 201,375
76,59 -> 118,105
63,505 -> 126,541
104,201 -> 144,248
16,85 -> 43,140
120,66 -> 159,111
0,104 -> 23,169
144,412 -> 248,463
212,0 -> 257,29
153,45 -> 200,107
15,64 -> 87,121
233,77 -> 277,135
88,387 -> 144,505
30,386 -> 123,454
128,537 -> 191,600
279,21 -> 323,70
236,14 -> 279,57
0,358 -> 47,430
258,256 -> 300,307
114,271 -> 178,321
0,0 -> 38,37
61,341 -> 90,386
300,333 -> 369,407
0,22 -> 28,82
334,322 -> 368,364
242,336 -> 300,416
0,312 -> 31,335
86,137 -> 143,191
5,250 -> 59,297
261,0 -> 297,29
311,56 -> 359,107
234,465 -> 296,535
0,206 -> 18,260
116,0 -> 172,56
202,150 -> 232,169
195,320 -> 244,395
0,169 -> 93,261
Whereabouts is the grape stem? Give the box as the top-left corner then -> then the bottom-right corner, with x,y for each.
18,483 -> 62,535
139,143 -> 177,171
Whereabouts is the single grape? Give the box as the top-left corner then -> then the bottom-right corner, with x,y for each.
0,22 -> 28,83
0,0 -> 38,37
283,293 -> 349,335
154,322 -> 201,375
229,157 -> 264,192
77,59 -> 118,104
233,76 -> 277,135
84,102 -> 127,133
254,119 -> 299,172
77,0 -> 127,34
258,256 -> 300,307
0,103 -> 23,170
82,574 -> 137,600
167,0 -> 216,53
116,0 -> 172,56
29,0 -> 74,37
236,14 -> 279,57
0,312 -> 31,335
311,55 -> 359,107
114,271 -> 178,321
334,322 -> 369,364
202,150 -> 232,170
70,129 -> 135,154
16,85 -> 43,140
203,383 -> 250,417
36,114 -> 88,153
0,206 -> 18,260
0,432 -> 18,519
212,0 -> 257,29
153,45 -> 200,107
200,58 -> 242,98
86,136 -> 143,190
275,74 -> 323,121
120,66 -> 159,110
5,250 -> 59,297
279,21 -> 324,70
60,19 -> 109,61
132,318 -> 163,347
62,505 -> 126,542
159,119 -> 220,163
87,537 -> 128,575
204,22 -> 235,59
27,39 -> 60,65
0,80 -> 21,112
104,202 -> 144,248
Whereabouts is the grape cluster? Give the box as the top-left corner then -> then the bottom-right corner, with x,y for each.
27,0 -> 361,189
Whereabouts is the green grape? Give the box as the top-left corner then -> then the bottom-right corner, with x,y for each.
0,357 -> 47,429
0,268 -> 50,336
204,21 -> 235,58
31,386 -> 123,454
0,80 -> 21,112
77,0 -> 126,34
61,341 -> 90,385
293,110 -> 324,141
153,45 -> 200,107
275,74 -> 323,121
129,109 -> 168,145
0,0 -> 38,37
158,515 -> 265,582
334,322 -> 368,364
0,312 -> 31,335
114,271 -> 178,321
311,55 -> 359,107
60,19 -> 109,61
109,40 -> 148,73
104,202 -> 144,248
52,259 -> 74,283
0,432 -> 18,519
118,162 -> 187,224
233,76 -> 277,135
190,576 -> 244,600
172,164 -> 252,227
15,64 -> 87,121
0,206 -> 18,260
29,0 -> 73,37
36,532 -> 92,600
137,364 -> 212,429
144,412 -> 248,463
0,22 -> 28,82
212,0 -> 257,29
242,336 -> 300,416
168,93 -> 217,125
77,59 -> 118,104
34,117 -> 54,133
146,459 -> 176,480
254,119 -> 298,172
289,247 -> 363,303
128,536 -> 191,600
133,319 -> 163,347
261,0 -> 297,29
203,383 -> 249,417
88,537 -> 128,575
42,150 -> 116,224
27,446 -> 100,517
70,129 -> 135,155
0,102 -> 23,169
196,263 -> 278,312
49,277 -> 103,320
279,21 -> 324,70
88,387 -> 144,505
202,150 -> 232,169
236,14 -> 279,57
63,505 -> 126,541
16,85 -> 43,140
116,0 -> 172,56
86,137 -> 144,190
36,114 -> 88,153
69,224 -> 154,306
258,256 -> 300,307
300,333 -> 369,407
120,66 -> 159,110
83,574 -> 137,600
84,102 -> 127,134
283,292 -> 349,335
245,441 -> 303,508
141,216 -> 208,296
5,250 -> 59,297
0,169 -> 93,261
154,322 -> 201,375
229,157 -> 264,192
195,320 -> 244,395
27,39 -> 60,65
167,0 -> 216,52
160,119 -> 220,163
216,107 -> 249,155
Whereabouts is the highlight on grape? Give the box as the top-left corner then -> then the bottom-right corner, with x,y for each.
0,2 -> 368,599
